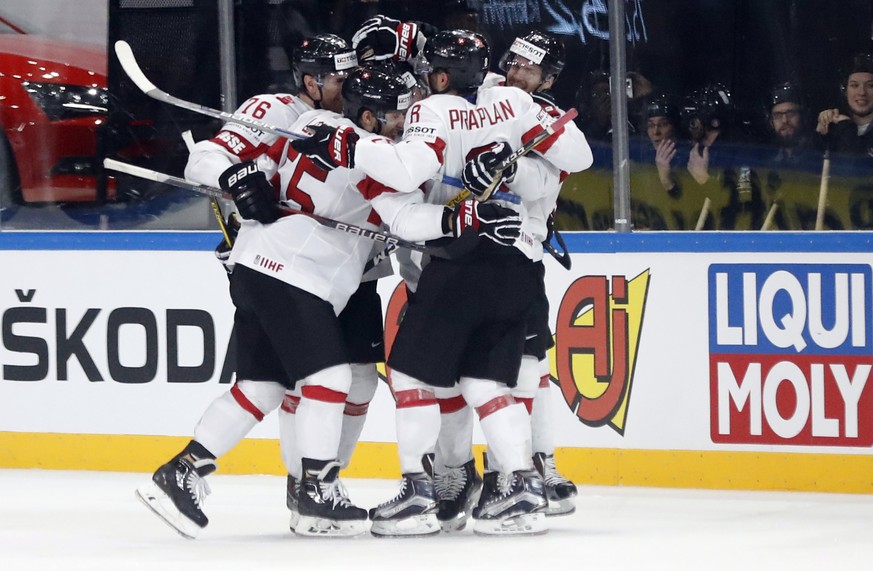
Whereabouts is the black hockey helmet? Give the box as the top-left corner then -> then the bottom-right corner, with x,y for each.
292,34 -> 358,87
840,53 -> 873,93
342,64 -> 413,123
420,29 -> 490,93
645,92 -> 679,125
498,30 -> 566,82
681,83 -> 732,132
769,81 -> 804,108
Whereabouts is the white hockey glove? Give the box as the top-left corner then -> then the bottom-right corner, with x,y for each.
443,199 -> 522,247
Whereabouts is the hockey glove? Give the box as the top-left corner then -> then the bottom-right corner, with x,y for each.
443,199 -> 522,247
291,124 -> 359,172
462,142 -> 518,201
219,161 -> 280,224
352,15 -> 424,63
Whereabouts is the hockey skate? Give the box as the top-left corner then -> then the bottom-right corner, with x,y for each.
435,458 -> 483,532
296,459 -> 367,537
135,455 -> 217,539
286,474 -> 300,532
472,470 -> 548,536
370,455 -> 440,537
533,452 -> 577,516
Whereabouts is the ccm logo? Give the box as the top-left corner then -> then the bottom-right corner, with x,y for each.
227,163 -> 257,187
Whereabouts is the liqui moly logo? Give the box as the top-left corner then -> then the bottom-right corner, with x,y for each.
708,264 -> 873,447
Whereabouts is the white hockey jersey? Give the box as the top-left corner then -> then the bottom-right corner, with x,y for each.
185,93 -> 313,188
228,110 -> 447,314
353,85 -> 592,279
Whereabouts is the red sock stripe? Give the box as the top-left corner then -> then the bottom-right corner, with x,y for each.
230,383 -> 265,422
344,401 -> 370,416
438,395 -> 467,414
517,397 -> 534,415
394,389 -> 437,409
539,375 -> 551,389
281,394 -> 300,414
475,395 -> 516,420
301,385 -> 348,404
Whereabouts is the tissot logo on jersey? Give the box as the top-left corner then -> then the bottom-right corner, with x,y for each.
448,100 -> 516,130
403,124 -> 438,143
708,264 -> 873,447
552,271 -> 650,434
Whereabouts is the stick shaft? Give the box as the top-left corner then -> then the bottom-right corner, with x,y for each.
815,151 -> 831,231
695,197 -> 711,231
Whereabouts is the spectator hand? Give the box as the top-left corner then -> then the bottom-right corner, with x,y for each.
654,139 -> 677,190
291,124 -> 359,171
816,108 -> 851,135
352,15 -> 425,62
687,143 -> 710,185
219,161 -> 280,224
462,142 -> 518,200
445,199 -> 522,246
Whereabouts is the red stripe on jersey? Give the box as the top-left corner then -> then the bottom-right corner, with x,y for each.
394,389 -> 437,408
357,176 -> 396,200
367,208 -> 382,226
438,395 -> 467,414
539,374 -> 551,389
559,171 -> 569,183
209,129 -> 257,158
427,138 -> 447,165
301,385 -> 348,404
231,383 -> 265,421
516,397 -> 534,415
281,394 -> 300,414
475,394 -> 516,420
344,401 -> 370,416
521,124 -> 563,155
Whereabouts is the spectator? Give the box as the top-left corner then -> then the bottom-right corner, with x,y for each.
767,82 -> 813,163
644,93 -> 683,197
816,53 -> 873,156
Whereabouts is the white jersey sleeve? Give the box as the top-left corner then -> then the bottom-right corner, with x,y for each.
185,93 -> 312,188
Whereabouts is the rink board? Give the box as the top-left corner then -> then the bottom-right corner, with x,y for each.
1,231 -> 872,493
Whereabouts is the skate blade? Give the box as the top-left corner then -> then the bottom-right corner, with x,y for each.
289,510 -> 300,532
294,515 -> 367,537
135,483 -> 202,539
473,512 -> 548,536
439,514 -> 470,533
371,514 -> 441,537
545,498 -> 576,517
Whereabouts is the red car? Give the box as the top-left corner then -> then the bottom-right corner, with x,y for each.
0,16 -> 111,205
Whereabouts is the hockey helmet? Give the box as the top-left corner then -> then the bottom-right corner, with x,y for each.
292,34 -> 358,87
342,64 -> 413,123
681,83 -> 732,133
645,92 -> 679,125
420,29 -> 490,93
498,30 -> 565,82
769,81 -> 804,109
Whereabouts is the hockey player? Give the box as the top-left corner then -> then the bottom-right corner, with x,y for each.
292,29 -> 592,536
436,31 -> 582,529
172,33 -> 384,536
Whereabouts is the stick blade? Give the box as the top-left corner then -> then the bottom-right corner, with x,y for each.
114,40 -> 158,94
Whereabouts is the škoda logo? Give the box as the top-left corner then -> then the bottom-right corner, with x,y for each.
550,271 -> 650,434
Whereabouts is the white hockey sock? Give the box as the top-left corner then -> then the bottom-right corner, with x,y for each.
435,395 -> 474,469
461,377 -> 533,473
194,380 -> 284,458
392,370 -> 439,474
279,389 -> 302,478
531,377 -> 555,455
337,364 -> 379,467
296,365 -> 351,461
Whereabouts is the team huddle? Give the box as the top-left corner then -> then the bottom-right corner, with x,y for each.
134,15 -> 593,538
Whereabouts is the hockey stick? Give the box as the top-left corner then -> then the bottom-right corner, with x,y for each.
115,39 -> 481,197
115,41 -> 306,141
815,150 -> 830,231
181,130 -> 234,247
446,107 -> 579,207
694,197 -> 711,231
103,158 -> 476,260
